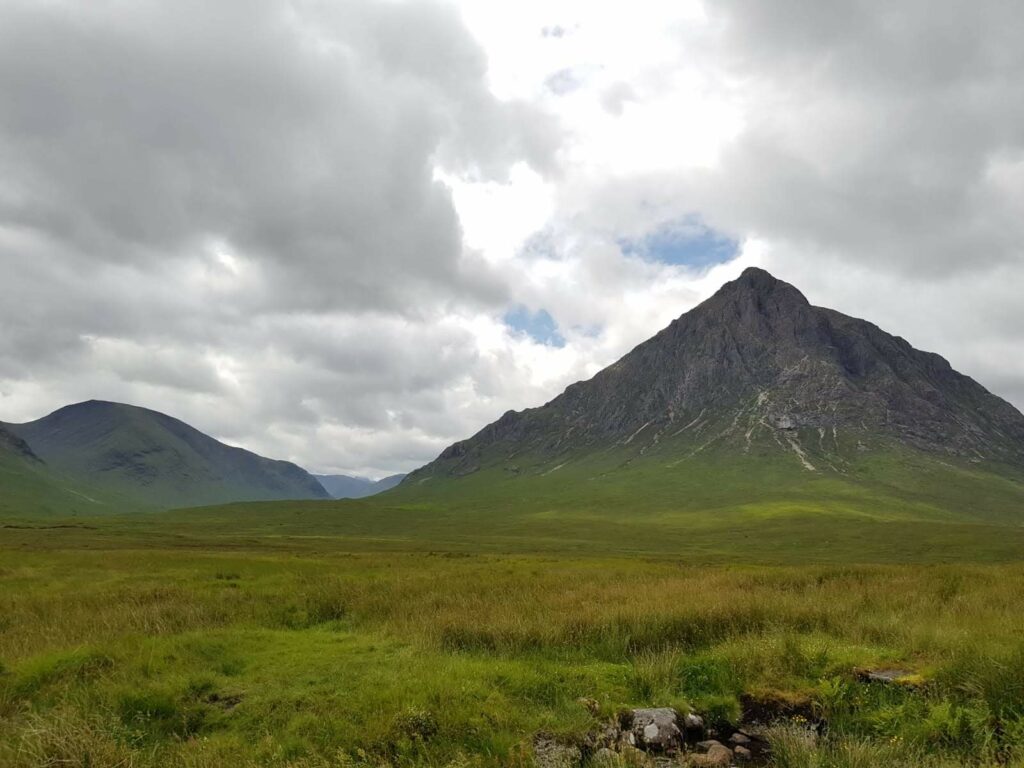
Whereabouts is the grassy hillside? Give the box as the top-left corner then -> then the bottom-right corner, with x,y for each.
0,425 -> 136,518
5,400 -> 327,511
137,440 -> 1024,563
396,437 -> 1024,526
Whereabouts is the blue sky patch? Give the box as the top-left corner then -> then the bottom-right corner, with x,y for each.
619,217 -> 739,269
504,306 -> 566,347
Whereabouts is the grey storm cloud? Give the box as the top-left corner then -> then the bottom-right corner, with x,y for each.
0,0 -> 561,475
570,0 -> 1024,280
704,0 -> 1024,276
0,0 -> 557,312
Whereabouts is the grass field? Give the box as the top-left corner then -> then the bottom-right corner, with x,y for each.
3,439 -> 1024,766
3,512 -> 1024,767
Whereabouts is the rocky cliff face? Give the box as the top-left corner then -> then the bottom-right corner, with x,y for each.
414,268 -> 1024,479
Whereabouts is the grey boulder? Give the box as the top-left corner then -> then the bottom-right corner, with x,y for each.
629,708 -> 683,753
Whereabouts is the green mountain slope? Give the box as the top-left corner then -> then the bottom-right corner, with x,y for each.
156,444 -> 1024,561
0,423 -> 125,517
4,400 -> 328,511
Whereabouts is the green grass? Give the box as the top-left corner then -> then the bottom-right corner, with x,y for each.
0,448 -> 138,518
3,535 -> 1024,766
3,433 -> 1024,765
99,442 -> 1020,565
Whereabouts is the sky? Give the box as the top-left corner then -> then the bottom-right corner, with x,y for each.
1,0 -> 1023,478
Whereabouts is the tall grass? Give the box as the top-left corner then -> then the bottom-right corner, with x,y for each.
3,548 -> 1024,765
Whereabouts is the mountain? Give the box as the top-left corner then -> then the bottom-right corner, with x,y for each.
315,473 -> 407,499
0,422 -> 120,517
400,268 -> 1024,526
4,400 -> 329,511
0,422 -> 39,463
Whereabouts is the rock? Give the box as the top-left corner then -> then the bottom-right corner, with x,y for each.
772,414 -> 797,430
856,667 -> 916,685
588,722 -> 622,749
533,736 -> 581,768
629,708 -> 683,753
705,744 -> 733,766
728,732 -> 750,746
695,740 -> 723,753
683,713 -> 705,737
686,744 -> 733,768
734,745 -> 752,761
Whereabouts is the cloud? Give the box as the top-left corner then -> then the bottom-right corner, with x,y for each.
0,0 -> 557,314
0,0 -> 565,474
3,0 -> 1023,478
699,3 -> 1024,276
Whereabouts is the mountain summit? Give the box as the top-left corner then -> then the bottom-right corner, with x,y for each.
411,268 -> 1024,484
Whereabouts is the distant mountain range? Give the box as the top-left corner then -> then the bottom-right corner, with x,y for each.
314,473 -> 406,499
2,401 -> 328,515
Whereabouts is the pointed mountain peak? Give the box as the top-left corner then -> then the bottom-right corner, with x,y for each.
738,265 -> 778,284
710,266 -> 811,309
412,262 -> 1024,484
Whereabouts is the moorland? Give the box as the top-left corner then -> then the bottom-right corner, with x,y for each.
3,269 -> 1024,767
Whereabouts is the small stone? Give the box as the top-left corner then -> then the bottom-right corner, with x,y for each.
629,708 -> 683,753
734,745 -> 752,761
695,740 -> 723,753
533,737 -> 582,768
705,744 -> 733,767
860,668 -> 913,684
728,732 -> 750,745
686,744 -> 732,768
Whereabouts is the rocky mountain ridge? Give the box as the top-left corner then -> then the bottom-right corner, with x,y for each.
412,268 -> 1024,480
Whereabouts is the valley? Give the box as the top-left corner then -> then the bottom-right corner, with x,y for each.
3,269 -> 1024,767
